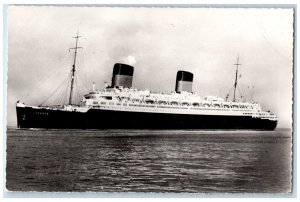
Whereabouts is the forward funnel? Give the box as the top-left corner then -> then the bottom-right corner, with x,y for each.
111,63 -> 134,88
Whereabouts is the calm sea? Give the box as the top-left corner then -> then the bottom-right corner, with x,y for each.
6,128 -> 292,193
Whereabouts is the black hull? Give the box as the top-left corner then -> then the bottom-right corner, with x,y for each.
16,106 -> 277,130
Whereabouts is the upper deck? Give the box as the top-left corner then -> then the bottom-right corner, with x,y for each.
83,87 -> 260,110
81,87 -> 277,121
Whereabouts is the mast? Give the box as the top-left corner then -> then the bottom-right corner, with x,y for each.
68,32 -> 82,105
233,54 -> 241,102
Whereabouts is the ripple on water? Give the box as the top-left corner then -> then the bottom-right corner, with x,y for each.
6,128 -> 292,193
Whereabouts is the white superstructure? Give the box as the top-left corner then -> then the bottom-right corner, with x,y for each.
81,87 -> 277,121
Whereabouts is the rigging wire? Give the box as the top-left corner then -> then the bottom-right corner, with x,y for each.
74,74 -> 83,105
50,72 -> 71,106
56,76 -> 71,106
237,85 -> 244,101
29,34 -> 85,106
38,75 -> 70,107
223,64 -> 239,101
77,69 -> 89,92
62,78 -> 71,105
25,60 -> 70,100
49,77 -> 70,106
74,75 -> 79,105
225,85 -> 234,101
53,74 -> 68,105
36,65 -> 87,106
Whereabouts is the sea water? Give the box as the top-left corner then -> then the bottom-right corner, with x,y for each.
6,128 -> 292,193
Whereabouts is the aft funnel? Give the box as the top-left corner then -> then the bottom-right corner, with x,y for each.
175,71 -> 193,93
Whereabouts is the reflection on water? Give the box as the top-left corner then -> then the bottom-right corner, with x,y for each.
6,129 -> 291,193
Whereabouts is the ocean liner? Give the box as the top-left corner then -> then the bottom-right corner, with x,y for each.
16,34 -> 278,130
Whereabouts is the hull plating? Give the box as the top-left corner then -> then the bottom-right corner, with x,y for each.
16,106 -> 277,130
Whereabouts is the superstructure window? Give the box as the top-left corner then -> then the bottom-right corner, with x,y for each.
103,96 -> 112,100
170,101 -> 178,105
181,102 -> 189,106
203,104 -> 210,107
192,103 -> 200,107
158,101 -> 167,104
85,95 -> 96,99
145,100 -> 154,104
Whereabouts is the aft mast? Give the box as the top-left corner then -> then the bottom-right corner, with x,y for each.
68,32 -> 82,105
233,54 -> 241,102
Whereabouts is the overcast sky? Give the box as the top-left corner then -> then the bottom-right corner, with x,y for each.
7,6 -> 293,128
